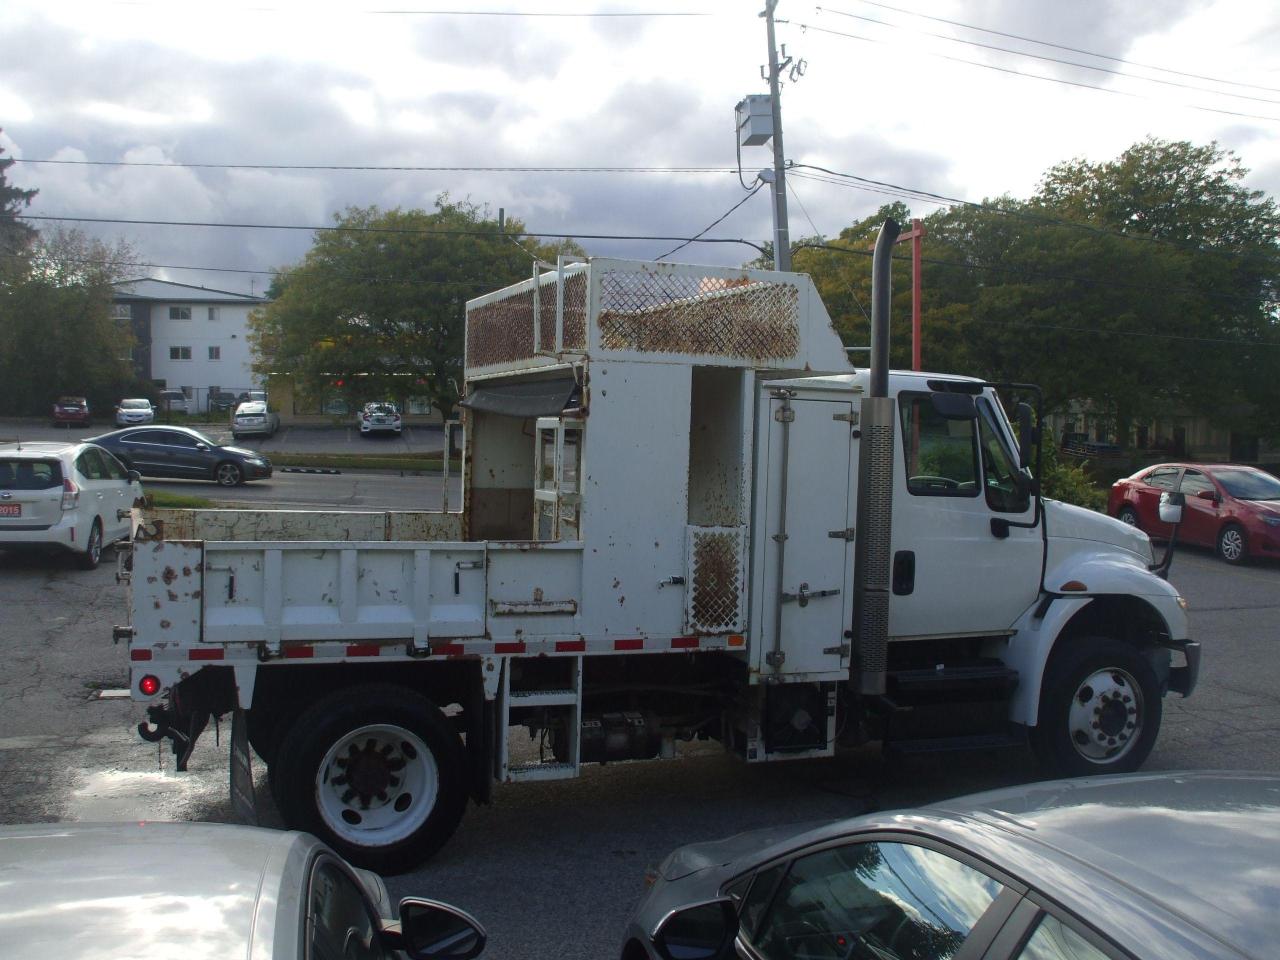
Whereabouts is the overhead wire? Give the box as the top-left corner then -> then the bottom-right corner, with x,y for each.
654,182 -> 766,261
781,20 -> 1280,124
816,6 -> 1280,104
785,177 -> 870,323
821,0 -> 1280,94
11,159 -> 738,173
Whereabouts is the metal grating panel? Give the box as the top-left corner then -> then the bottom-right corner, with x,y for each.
467,272 -> 587,369
686,525 -> 748,634
598,272 -> 799,360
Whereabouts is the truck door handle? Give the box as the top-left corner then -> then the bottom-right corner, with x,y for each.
780,582 -> 840,607
892,551 -> 915,595
454,559 -> 484,594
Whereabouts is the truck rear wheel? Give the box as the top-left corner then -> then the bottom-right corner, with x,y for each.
272,683 -> 467,874
1031,635 -> 1162,777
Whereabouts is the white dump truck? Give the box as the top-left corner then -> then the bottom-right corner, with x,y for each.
120,223 -> 1198,872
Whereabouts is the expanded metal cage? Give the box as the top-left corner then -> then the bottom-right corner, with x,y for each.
686,525 -> 748,634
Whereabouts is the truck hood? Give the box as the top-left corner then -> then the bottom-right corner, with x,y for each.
1044,499 -> 1151,563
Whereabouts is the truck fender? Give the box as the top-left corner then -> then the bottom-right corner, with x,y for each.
1003,595 -> 1092,727
1042,553 -> 1182,604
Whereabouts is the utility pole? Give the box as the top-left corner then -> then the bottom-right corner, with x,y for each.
895,219 -> 926,370
761,0 -> 791,271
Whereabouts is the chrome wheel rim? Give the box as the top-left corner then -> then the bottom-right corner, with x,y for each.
1220,528 -> 1244,561
1118,509 -> 1137,526
216,463 -> 240,485
1067,667 -> 1143,763
315,724 -> 439,846
88,525 -> 101,563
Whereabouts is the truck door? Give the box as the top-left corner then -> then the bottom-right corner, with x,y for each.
889,392 -> 1042,639
761,394 -> 857,677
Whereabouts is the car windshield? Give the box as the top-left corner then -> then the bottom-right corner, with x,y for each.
1215,469 -> 1280,501
121,399 -> 150,409
237,404 -> 265,415
368,403 -> 396,414
0,458 -> 64,490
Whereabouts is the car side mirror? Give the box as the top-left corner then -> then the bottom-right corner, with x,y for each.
652,898 -> 738,960
127,470 -> 141,482
196,443 -> 209,450
1015,401 -> 1036,470
1159,490 -> 1184,526
393,898 -> 486,960
1195,489 -> 1218,502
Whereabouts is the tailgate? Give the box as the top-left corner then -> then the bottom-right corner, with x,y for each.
0,458 -> 65,529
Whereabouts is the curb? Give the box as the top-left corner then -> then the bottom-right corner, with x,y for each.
281,467 -> 342,475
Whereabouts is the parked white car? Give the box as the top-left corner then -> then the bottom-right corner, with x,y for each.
358,401 -> 402,436
114,397 -> 156,426
231,400 -> 280,440
0,441 -> 141,569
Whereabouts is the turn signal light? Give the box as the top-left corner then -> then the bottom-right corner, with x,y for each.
138,675 -> 161,697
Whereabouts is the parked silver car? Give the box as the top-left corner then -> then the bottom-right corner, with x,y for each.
625,771 -> 1280,960
0,822 -> 485,960
114,397 -> 156,426
232,400 -> 280,440
359,401 -> 402,436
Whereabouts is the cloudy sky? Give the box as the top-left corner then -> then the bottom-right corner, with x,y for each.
2,0 -> 1278,296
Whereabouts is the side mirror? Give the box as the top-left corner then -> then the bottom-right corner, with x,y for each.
1195,489 -> 1218,503
127,470 -> 141,482
196,443 -> 209,451
1159,490 -> 1184,526
652,898 -> 738,960
394,899 -> 486,960
1015,401 -> 1035,470
929,391 -> 977,421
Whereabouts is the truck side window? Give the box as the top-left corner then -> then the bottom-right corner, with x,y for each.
977,399 -> 1031,514
899,394 -> 980,497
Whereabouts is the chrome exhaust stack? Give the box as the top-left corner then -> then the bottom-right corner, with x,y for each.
851,218 -> 900,696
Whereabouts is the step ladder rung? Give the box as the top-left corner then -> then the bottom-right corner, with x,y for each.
506,761 -> 577,782
508,688 -> 578,707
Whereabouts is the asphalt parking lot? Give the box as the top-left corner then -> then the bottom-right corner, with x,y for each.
0,535 -> 1275,960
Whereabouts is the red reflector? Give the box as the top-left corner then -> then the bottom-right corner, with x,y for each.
345,644 -> 380,657
189,649 -> 224,661
494,642 -> 525,654
556,639 -> 586,653
130,649 -> 152,661
283,646 -> 315,659
138,675 -> 161,697
672,636 -> 699,649
614,638 -> 643,651
432,642 -> 464,656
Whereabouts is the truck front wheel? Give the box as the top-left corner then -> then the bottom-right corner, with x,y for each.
1031,635 -> 1162,777
272,683 -> 467,874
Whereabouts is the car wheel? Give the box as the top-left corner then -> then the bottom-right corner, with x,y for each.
1217,524 -> 1247,565
273,683 -> 467,874
215,462 -> 243,486
1117,505 -> 1140,529
1031,635 -> 1162,777
77,519 -> 103,571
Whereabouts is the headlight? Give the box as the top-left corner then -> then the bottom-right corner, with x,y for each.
1263,516 -> 1280,527
1176,596 -> 1189,610
244,457 -> 265,466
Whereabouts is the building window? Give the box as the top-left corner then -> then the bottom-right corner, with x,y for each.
208,346 -> 221,360
208,307 -> 220,322
112,303 -> 132,320
169,346 -> 192,361
169,306 -> 192,320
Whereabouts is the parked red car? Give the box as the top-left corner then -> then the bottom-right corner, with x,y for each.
51,396 -> 91,427
1109,462 -> 1280,564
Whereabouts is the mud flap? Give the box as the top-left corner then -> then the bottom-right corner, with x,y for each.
231,708 -> 258,826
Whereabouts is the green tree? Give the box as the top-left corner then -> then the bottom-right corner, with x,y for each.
250,198 -> 581,421
0,130 -> 38,262
0,228 -> 138,415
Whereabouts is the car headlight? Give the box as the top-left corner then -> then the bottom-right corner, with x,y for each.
244,457 -> 265,466
1176,596 -> 1189,610
1263,516 -> 1280,527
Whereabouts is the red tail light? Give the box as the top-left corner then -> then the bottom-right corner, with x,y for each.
61,478 -> 79,511
138,675 -> 161,697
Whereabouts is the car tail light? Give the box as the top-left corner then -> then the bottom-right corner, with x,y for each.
138,675 -> 161,697
363,413 -> 370,421
393,414 -> 401,422
61,478 -> 79,511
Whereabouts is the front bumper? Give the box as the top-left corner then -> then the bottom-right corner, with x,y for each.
241,461 -> 273,480
1164,639 -> 1201,697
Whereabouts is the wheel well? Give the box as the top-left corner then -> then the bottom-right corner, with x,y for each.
621,939 -> 649,960
1055,595 -> 1173,686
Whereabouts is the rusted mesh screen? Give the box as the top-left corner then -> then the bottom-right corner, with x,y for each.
467,272 -> 587,369
688,526 -> 746,634
598,272 -> 799,359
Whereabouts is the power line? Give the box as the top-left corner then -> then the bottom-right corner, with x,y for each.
786,178 -> 870,323
655,182 -> 765,261
821,1 -> 1280,94
15,214 -> 768,254
783,20 -> 1280,124
12,159 -> 737,174
817,7 -> 1280,106
106,3 -> 712,16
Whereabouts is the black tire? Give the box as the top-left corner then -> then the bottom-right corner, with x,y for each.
1116,505 -> 1140,529
1217,523 -> 1247,565
272,683 -> 468,874
1031,635 -> 1162,777
77,519 -> 103,570
214,461 -> 243,486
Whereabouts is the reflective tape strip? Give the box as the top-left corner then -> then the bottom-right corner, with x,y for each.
189,649 -> 224,661
130,649 -> 153,661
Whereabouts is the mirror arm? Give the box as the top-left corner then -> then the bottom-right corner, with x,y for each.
378,922 -> 406,952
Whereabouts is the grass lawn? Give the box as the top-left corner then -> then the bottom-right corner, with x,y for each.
261,451 -> 462,473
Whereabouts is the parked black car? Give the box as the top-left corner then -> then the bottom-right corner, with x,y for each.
89,426 -> 272,486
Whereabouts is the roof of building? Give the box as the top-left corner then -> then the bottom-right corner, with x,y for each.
113,278 -> 268,304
